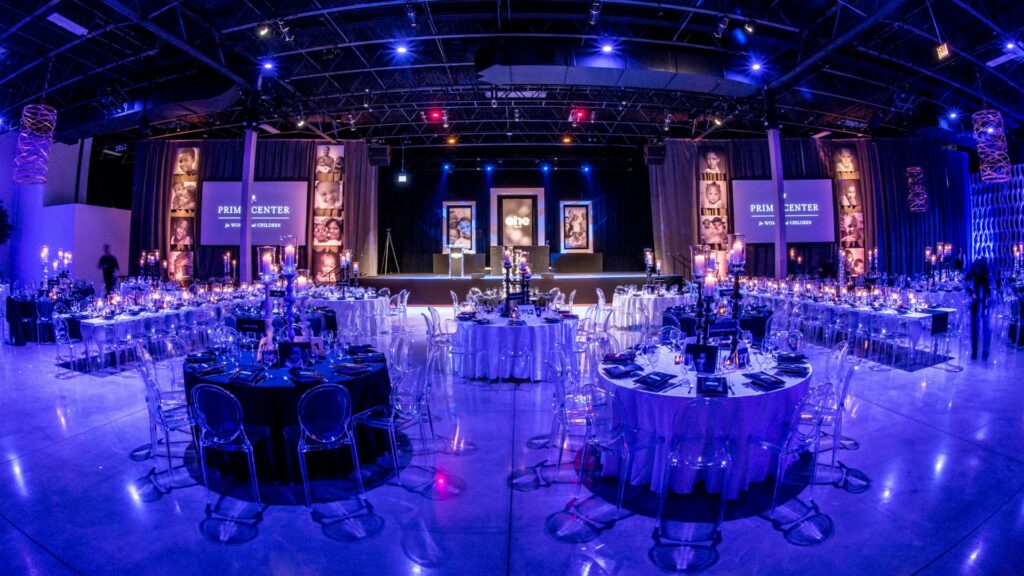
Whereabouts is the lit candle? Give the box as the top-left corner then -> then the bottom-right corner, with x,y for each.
693,254 -> 706,277
261,252 -> 273,276
729,239 -> 744,266
283,243 -> 296,270
655,259 -> 662,274
703,274 -> 717,298
52,260 -> 58,272
41,246 -> 49,264
296,275 -> 308,290
504,246 -> 512,266
353,261 -> 360,276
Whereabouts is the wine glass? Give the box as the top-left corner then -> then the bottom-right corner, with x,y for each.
322,330 -> 336,365
644,340 -> 659,372
682,354 -> 695,381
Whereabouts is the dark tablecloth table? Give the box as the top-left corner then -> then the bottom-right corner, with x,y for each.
5,298 -> 86,345
184,358 -> 391,484
662,307 -> 772,342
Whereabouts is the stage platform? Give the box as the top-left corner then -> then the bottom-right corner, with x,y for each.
359,273 -> 684,305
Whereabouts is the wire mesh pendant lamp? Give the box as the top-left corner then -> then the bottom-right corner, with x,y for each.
972,109 -> 1010,183
905,166 -> 927,213
12,103 -> 58,184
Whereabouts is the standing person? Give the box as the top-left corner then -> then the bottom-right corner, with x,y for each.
97,244 -> 119,296
964,257 -> 992,361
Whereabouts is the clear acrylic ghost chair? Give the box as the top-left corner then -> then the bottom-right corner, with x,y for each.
651,398 -> 732,573
191,384 -> 269,512
750,392 -> 823,515
353,367 -> 433,483
134,345 -> 193,486
292,384 -> 367,510
53,315 -> 87,377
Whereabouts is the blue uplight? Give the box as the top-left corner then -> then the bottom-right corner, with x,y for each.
442,162 -> 453,172
540,163 -> 551,173
396,45 -> 409,54
581,164 -> 591,173
262,62 -> 274,70
484,163 -> 495,173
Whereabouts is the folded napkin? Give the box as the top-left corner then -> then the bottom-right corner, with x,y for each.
560,314 -> 579,320
185,351 -> 217,364
776,352 -> 807,363
288,367 -> 326,384
507,320 -> 527,327
472,318 -> 493,325
346,344 -> 376,354
190,362 -> 226,376
229,368 -> 265,385
697,376 -> 729,396
634,372 -> 676,391
603,363 -> 642,378
351,352 -> 386,364
603,351 -> 637,364
775,365 -> 810,377
543,317 -> 563,324
334,363 -> 372,376
744,371 -> 786,389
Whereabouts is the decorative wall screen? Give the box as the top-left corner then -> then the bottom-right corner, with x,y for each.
971,163 -> 1024,272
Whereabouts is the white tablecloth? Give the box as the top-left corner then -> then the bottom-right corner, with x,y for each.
77,306 -> 220,345
599,347 -> 811,499
611,293 -> 689,329
310,297 -> 389,335
453,314 -> 578,381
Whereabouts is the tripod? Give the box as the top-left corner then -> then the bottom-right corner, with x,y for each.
380,228 -> 400,275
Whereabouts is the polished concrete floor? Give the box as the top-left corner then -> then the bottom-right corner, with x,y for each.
1,307 -> 1023,575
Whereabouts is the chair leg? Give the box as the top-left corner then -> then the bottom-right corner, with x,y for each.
573,439 -> 591,502
770,454 -> 785,514
245,447 -> 262,510
349,442 -> 366,496
387,425 -> 402,482
164,427 -> 175,484
299,448 -> 313,510
616,450 -> 632,514
198,443 -> 213,508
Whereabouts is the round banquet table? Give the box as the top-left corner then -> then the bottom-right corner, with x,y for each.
310,296 -> 389,335
183,358 -> 391,484
611,293 -> 689,329
597,347 -> 811,499
453,313 -> 578,381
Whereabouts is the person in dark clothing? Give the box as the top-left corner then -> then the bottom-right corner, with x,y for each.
97,244 -> 119,296
964,257 -> 992,360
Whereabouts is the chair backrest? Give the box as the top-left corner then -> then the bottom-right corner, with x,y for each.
824,340 -> 849,385
669,398 -> 731,468
391,366 -> 426,415
52,315 -> 72,343
388,332 -> 415,374
450,290 -> 459,309
388,294 -> 401,309
191,384 -> 246,444
428,306 -> 443,330
568,289 -> 577,309
399,290 -> 410,307
658,326 -> 684,346
596,288 -> 606,308
297,384 -> 354,443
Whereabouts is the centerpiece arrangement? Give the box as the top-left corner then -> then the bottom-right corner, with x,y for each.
501,246 -> 532,317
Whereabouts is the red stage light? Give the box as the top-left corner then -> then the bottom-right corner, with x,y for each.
429,110 -> 442,120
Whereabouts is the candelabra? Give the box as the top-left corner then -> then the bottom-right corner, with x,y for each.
259,246 -> 278,340
501,246 -> 514,317
727,235 -> 746,365
690,245 -> 714,344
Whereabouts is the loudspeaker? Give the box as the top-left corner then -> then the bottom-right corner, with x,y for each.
367,145 -> 391,166
644,144 -> 666,166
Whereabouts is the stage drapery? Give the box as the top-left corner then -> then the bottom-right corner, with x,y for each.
343,141 -> 379,276
130,139 -> 375,279
649,136 -> 969,277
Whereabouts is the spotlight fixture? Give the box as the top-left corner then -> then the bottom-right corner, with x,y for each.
484,163 -> 495,173
581,164 -> 591,173
447,136 -> 457,145
442,162 -> 453,172
396,45 -> 408,54
397,172 -> 408,183
561,135 -> 572,144
601,43 -> 613,54
514,108 -> 521,122
540,163 -> 551,173
1007,42 -> 1016,50
405,0 -> 418,29
296,118 -> 305,127
262,62 -> 274,70
751,62 -> 762,71
936,42 -> 951,60
588,1 -> 602,26
257,24 -> 271,37
713,117 -> 722,126
277,20 -> 293,42
663,113 -> 673,132
744,21 -> 755,34
442,110 -> 449,129
948,111 -> 958,119
714,16 -> 730,39
347,113 -> 356,130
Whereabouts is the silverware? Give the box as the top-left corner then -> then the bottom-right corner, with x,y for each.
688,381 -> 695,393
659,382 -> 682,394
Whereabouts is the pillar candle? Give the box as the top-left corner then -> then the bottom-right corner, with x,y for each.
261,253 -> 273,276
703,274 -> 717,298
283,244 -> 296,270
693,254 -> 706,277
353,262 -> 360,276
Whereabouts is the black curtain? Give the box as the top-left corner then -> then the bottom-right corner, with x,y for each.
378,158 -> 653,273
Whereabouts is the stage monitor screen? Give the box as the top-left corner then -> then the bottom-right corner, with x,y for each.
200,181 -> 309,245
731,179 -> 835,244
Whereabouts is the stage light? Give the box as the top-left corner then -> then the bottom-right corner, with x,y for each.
714,16 -> 729,39
396,45 -> 408,54
442,162 -> 453,172
581,164 -> 591,173
936,42 -> 951,60
1007,42 -> 1017,50
257,24 -> 271,37
713,117 -> 722,126
562,135 -> 572,144
296,118 -> 305,127
751,62 -> 762,71
397,172 -> 408,183
429,110 -> 442,120
540,163 -> 551,173
262,62 -> 274,70
484,163 -> 494,173
948,111 -> 958,119
442,110 -> 449,128
601,43 -> 613,54
744,22 -> 756,34
588,1 -> 602,26
446,136 -> 457,145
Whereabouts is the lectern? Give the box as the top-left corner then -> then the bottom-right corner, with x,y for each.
447,245 -> 465,278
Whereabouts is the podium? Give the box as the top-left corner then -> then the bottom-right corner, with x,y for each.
447,245 -> 465,278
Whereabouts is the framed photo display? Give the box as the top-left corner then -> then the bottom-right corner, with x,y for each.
442,201 -> 475,253
559,201 -> 594,253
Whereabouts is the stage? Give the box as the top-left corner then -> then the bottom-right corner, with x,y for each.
359,273 -> 684,305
